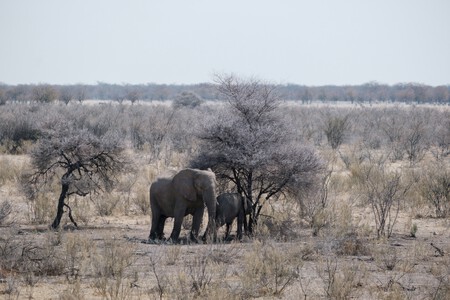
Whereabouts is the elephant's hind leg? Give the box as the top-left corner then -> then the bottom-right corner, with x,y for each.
225,223 -> 232,240
149,210 -> 161,240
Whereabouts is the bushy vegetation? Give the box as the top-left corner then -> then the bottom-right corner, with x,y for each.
0,81 -> 449,104
0,82 -> 449,298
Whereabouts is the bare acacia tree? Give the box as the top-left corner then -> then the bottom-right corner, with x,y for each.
28,123 -> 129,229
192,75 -> 323,234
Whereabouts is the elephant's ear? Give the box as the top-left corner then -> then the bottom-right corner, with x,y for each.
173,170 -> 197,202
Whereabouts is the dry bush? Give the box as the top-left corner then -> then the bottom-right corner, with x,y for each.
203,242 -> 243,265
356,159 -> 413,238
258,199 -> 301,241
317,256 -> 365,299
374,246 -> 400,271
322,190 -> 373,255
148,248 -> 169,299
90,235 -> 138,299
164,246 -> 230,299
184,255 -> 214,296
164,244 -> 183,265
323,114 -> 350,150
71,196 -> 93,226
429,254 -> 450,299
333,232 -> 371,257
58,279 -> 85,300
0,228 -> 22,272
0,199 -> 12,225
92,193 -> 122,217
372,243 -> 417,298
22,170 -> 59,224
0,229 -> 70,290
0,156 -> 20,185
132,184 -> 150,215
62,232 -> 91,280
419,164 -> 450,218
115,173 -> 139,215
0,106 -> 39,155
1,275 -> 20,299
27,194 -> 54,224
298,167 -> 333,237
34,232 -> 67,277
238,241 -> 300,298
91,236 -> 136,278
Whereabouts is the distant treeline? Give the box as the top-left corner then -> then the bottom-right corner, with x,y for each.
0,82 -> 449,104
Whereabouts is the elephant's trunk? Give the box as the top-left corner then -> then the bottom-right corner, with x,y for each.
203,188 -> 217,241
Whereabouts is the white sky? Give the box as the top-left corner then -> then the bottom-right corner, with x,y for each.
1,0 -> 449,86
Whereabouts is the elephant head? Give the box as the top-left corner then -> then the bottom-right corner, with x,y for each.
174,168 -> 217,204
165,168 -> 217,242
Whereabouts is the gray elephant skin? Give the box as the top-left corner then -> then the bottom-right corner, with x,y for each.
148,168 -> 217,243
216,193 -> 252,240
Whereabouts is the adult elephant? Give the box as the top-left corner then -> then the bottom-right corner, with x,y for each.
216,193 -> 252,240
148,168 -> 218,243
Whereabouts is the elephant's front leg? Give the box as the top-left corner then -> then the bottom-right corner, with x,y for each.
190,207 -> 204,243
170,201 -> 187,243
156,216 -> 167,240
225,223 -> 232,240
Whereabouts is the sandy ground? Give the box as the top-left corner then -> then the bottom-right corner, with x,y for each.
1,210 -> 450,299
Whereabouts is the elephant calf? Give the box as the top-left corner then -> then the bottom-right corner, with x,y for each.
216,193 -> 252,240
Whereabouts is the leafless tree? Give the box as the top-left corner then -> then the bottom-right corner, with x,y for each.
380,109 -> 406,161
400,110 -> 430,166
357,158 -> 413,238
192,75 -> 323,234
126,90 -> 140,105
32,84 -> 57,103
28,121 -> 130,229
74,85 -> 87,104
58,86 -> 73,105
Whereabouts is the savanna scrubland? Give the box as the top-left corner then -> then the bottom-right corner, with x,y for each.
0,78 -> 450,299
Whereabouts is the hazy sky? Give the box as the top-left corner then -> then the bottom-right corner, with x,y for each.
1,0 -> 449,86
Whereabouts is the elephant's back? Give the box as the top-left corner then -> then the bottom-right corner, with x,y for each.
150,178 -> 172,197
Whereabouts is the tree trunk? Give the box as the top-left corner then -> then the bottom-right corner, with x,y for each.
51,181 -> 69,229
